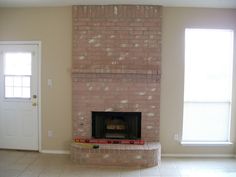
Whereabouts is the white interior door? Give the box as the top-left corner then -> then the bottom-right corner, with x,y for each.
0,43 -> 39,150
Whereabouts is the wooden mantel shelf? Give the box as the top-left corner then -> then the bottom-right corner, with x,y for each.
71,68 -> 160,75
71,69 -> 161,82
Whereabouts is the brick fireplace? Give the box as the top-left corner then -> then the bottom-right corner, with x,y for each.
71,5 -> 162,167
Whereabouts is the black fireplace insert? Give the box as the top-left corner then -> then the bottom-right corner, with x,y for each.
92,111 -> 141,139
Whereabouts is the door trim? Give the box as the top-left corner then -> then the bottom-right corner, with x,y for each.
0,41 -> 42,152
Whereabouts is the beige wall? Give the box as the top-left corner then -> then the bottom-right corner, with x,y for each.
0,7 -> 235,155
0,7 -> 72,151
161,7 -> 236,155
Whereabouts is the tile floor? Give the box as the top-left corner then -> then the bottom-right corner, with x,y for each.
0,150 -> 236,177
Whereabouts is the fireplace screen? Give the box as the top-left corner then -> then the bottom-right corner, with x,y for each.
92,112 -> 141,139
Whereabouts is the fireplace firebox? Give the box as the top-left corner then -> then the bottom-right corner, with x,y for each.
92,112 -> 141,139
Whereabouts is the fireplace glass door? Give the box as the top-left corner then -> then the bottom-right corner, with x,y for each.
92,112 -> 141,139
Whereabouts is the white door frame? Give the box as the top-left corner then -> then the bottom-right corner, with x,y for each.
0,41 -> 42,152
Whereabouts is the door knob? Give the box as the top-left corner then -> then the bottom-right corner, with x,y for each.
32,95 -> 37,107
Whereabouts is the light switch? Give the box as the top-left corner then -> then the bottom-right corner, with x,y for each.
47,79 -> 53,88
48,130 -> 53,137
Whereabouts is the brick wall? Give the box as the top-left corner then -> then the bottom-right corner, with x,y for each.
72,5 -> 162,142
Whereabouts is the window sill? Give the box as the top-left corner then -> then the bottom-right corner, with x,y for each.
181,141 -> 233,146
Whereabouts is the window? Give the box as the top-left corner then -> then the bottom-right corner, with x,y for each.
182,29 -> 234,143
4,52 -> 32,98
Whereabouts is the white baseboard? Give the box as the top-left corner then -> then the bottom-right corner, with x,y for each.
162,153 -> 235,158
40,150 -> 70,155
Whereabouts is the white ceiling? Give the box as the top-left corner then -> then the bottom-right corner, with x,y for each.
0,0 -> 236,8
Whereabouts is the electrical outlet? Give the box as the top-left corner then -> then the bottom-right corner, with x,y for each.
48,130 -> 53,137
174,134 -> 179,141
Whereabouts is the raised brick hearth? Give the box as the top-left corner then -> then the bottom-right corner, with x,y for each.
71,5 -> 162,167
71,142 -> 161,167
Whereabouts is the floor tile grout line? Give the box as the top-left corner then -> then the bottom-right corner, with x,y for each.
16,152 -> 42,177
1,150 -> 236,177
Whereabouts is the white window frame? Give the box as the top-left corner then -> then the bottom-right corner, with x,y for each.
181,28 -> 234,146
